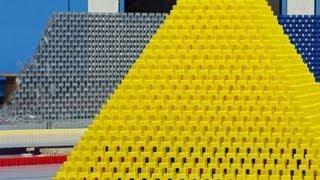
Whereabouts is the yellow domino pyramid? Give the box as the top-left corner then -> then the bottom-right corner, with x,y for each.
55,0 -> 320,179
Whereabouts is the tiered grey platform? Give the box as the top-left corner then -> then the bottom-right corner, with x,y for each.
0,13 -> 166,129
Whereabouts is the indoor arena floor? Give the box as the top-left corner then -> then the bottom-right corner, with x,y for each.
0,164 -> 60,180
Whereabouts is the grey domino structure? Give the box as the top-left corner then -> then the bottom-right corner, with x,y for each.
0,13 -> 166,129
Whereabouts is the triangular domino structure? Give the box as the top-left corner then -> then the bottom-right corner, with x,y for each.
56,0 -> 320,179
0,13 -> 165,129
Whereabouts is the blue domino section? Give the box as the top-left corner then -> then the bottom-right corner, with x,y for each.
278,15 -> 320,81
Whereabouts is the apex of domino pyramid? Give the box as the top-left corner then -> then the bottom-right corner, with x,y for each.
55,0 -> 320,179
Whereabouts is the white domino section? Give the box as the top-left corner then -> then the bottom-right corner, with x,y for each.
88,0 -> 119,13
40,147 -> 73,156
0,129 -> 85,148
287,0 -> 315,15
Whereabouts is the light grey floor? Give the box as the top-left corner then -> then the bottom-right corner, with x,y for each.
0,164 -> 61,180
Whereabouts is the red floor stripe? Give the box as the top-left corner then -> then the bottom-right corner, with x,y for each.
0,155 -> 67,167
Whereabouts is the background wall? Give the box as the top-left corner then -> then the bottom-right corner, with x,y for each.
125,0 -> 176,13
317,0 -> 320,14
267,0 -> 281,15
0,79 -> 5,97
287,0 -> 315,15
0,0 -> 87,74
88,0 -> 119,13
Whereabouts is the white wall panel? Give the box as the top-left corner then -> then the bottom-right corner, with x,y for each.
287,0 -> 315,15
88,0 -> 118,13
